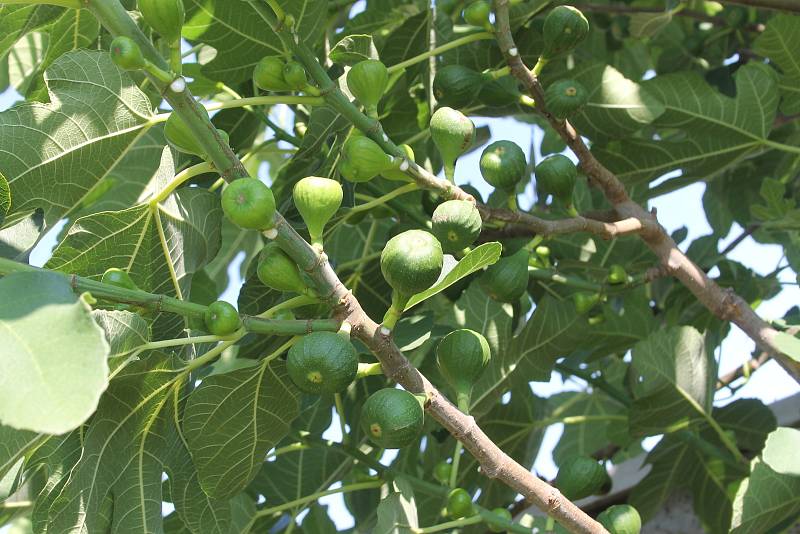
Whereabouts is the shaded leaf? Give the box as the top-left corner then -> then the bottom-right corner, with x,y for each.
183,360 -> 301,500
754,14 -> 800,114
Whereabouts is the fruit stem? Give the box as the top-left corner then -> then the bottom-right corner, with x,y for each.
449,441 -> 464,488
247,480 -> 384,524
169,42 -> 182,74
258,294 -> 319,318
150,161 -> 214,204
334,393 -> 349,443
356,362 -> 384,378
386,32 -> 494,74
310,235 -> 325,253
411,515 -> 483,534
444,162 -> 456,182
531,57 -> 548,77
381,291 -> 411,332
507,193 -> 518,212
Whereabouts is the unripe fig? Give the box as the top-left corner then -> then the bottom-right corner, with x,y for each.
480,140 -> 528,192
361,388 -> 424,449
463,1 -> 491,28
433,65 -> 484,109
164,106 -> 211,156
254,56 -> 291,91
447,488 -> 475,519
381,230 -> 444,298
488,508 -> 513,532
542,5 -> 590,59
101,268 -> 139,291
545,79 -> 589,119
607,264 -> 628,285
283,60 -> 309,90
480,248 -> 529,303
535,154 -> 577,206
204,301 -> 240,336
597,505 -> 642,534
381,230 -> 444,330
340,136 -> 396,183
257,242 -> 308,295
434,461 -> 452,484
554,456 -> 611,501
573,292 -> 600,315
293,176 -> 343,249
221,178 -> 276,230
436,329 -> 491,406
138,0 -> 185,43
430,107 -> 475,182
431,200 -> 482,254
382,144 -> 415,182
347,59 -> 389,116
110,36 -> 146,71
286,331 -> 358,395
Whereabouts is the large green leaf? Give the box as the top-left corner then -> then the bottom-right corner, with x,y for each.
0,271 -> 109,434
731,428 -> 800,533
46,149 -> 222,313
251,444 -> 353,507
25,8 -> 100,101
755,14 -> 800,115
0,50 -> 154,229
596,63 -> 779,185
47,354 -> 180,533
547,62 -> 665,140
405,242 -> 502,310
628,326 -> 713,436
374,477 -> 417,534
27,432 -> 82,534
0,425 -> 41,485
183,0 -> 326,84
551,392 -> 627,466
0,4 -> 62,62
629,436 -> 694,521
183,360 -> 301,500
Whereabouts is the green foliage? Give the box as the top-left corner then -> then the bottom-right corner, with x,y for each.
0,1 -> 798,533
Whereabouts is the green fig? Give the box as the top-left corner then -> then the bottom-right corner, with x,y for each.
221,178 -> 276,230
431,200 -> 482,254
254,56 -> 291,91
381,230 -> 444,330
597,505 -> 642,534
110,36 -> 146,71
361,388 -> 424,449
430,107 -> 476,182
535,154 -> 577,207
464,1 -> 491,28
283,60 -> 309,90
545,79 -> 589,119
480,248 -> 529,303
138,0 -> 185,44
257,242 -> 311,295
436,329 -> 491,409
480,140 -> 528,192
347,59 -> 389,116
554,456 -> 611,501
433,65 -> 484,109
293,176 -> 343,249
340,136 -> 397,183
542,6 -> 590,60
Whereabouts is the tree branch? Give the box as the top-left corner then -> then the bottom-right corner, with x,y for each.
492,0 -> 800,385
717,0 -> 800,12
0,258 -> 339,337
88,1 -> 605,532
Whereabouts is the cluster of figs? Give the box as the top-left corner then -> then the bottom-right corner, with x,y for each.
106,2 -> 643,530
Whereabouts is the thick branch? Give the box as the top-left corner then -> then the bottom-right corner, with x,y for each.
492,0 -> 800,385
